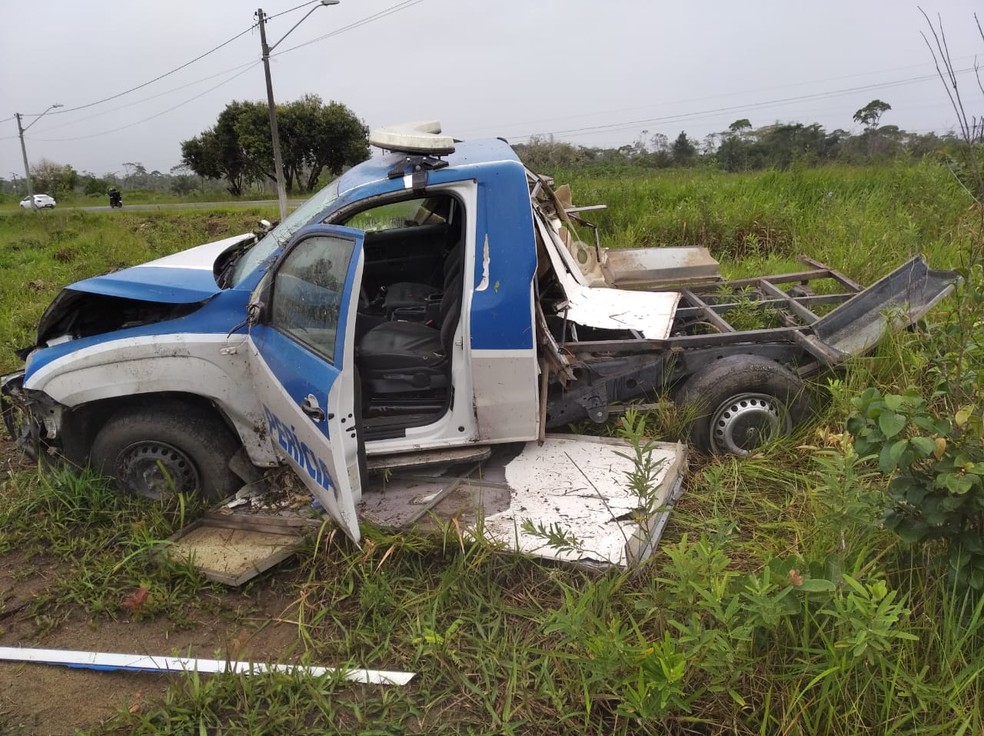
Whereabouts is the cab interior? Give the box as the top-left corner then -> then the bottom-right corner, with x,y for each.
339,193 -> 465,439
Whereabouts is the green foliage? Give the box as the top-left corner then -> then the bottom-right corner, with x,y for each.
0,467 -> 209,621
81,174 -> 110,196
2,162 -> 983,734
180,101 -> 253,195
847,388 -> 984,589
551,161 -> 965,280
716,285 -> 780,330
180,95 -> 369,195
0,207 -> 274,372
514,105 -> 951,176
512,135 -> 586,171
30,159 -> 78,198
670,131 -> 697,166
853,99 -> 893,131
614,409 -> 670,520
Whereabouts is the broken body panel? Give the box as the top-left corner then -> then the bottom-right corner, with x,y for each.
169,434 -> 686,583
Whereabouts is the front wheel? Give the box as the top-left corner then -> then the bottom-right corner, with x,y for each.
90,403 -> 242,501
677,355 -> 810,455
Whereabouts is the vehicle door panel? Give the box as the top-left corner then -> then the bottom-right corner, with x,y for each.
248,225 -> 365,542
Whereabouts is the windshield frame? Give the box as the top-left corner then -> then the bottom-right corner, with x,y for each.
229,177 -> 341,286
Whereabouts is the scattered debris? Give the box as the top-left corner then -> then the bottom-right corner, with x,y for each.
0,646 -> 415,685
120,587 -> 149,612
167,514 -> 319,587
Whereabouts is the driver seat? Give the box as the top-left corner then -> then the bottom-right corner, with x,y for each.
356,255 -> 463,395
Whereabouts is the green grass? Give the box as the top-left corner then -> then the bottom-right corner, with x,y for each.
555,160 -> 970,280
2,161 -> 983,734
0,206 -> 277,372
0,467 -> 212,627
0,189 -> 289,213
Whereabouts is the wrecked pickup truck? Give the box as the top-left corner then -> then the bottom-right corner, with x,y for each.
1,123 -> 957,559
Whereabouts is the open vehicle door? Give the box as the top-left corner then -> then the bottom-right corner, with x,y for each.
247,225 -> 365,542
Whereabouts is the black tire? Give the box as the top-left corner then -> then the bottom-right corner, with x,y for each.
677,355 -> 809,456
90,403 -> 241,501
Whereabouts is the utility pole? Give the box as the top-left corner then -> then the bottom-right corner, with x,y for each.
255,1 -> 339,222
14,103 -> 63,209
14,114 -> 34,206
256,8 -> 289,222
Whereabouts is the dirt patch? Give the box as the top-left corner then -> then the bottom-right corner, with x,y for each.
204,218 -> 228,237
0,435 -> 32,481
0,559 -> 305,735
0,521 -> 308,736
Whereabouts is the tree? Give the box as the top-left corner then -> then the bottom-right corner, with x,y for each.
701,133 -> 720,155
717,136 -> 750,172
671,131 -> 697,166
513,135 -> 584,170
718,120 -> 755,172
80,172 -> 110,196
181,101 -> 261,195
649,133 -> 669,152
754,123 -> 840,169
170,175 -> 200,196
853,99 -> 891,131
180,97 -> 368,195
728,118 -> 752,137
31,159 -> 78,197
280,96 -> 370,191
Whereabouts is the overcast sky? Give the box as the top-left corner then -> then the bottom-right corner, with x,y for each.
1,0 -> 982,178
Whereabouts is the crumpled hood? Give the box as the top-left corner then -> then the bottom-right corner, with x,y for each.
69,233 -> 254,303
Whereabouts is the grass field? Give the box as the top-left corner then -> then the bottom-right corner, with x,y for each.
1,161 -> 983,734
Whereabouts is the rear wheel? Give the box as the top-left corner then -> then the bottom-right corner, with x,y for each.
90,404 -> 241,501
677,355 -> 809,455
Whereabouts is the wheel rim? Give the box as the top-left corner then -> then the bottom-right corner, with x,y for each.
709,392 -> 790,455
117,440 -> 200,499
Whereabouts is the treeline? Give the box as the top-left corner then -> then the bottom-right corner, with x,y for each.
513,100 -> 958,173
0,94 -> 369,201
0,160 -> 231,200
2,97 -> 966,202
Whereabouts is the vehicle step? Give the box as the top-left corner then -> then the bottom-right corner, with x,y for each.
367,445 -> 492,472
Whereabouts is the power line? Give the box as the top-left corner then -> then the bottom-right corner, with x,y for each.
30,61 -> 258,134
28,23 -> 257,117
6,0 -> 424,127
274,0 -> 426,56
6,0 -> 425,132
507,68 -> 968,142
267,0 -> 321,22
464,55 -> 979,139
31,63 -> 261,142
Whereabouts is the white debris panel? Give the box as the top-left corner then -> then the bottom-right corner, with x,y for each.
483,436 -> 685,566
0,647 -> 415,686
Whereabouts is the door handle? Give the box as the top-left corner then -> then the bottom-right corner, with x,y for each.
301,394 -> 325,422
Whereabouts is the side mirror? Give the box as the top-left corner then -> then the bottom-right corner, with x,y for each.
248,272 -> 275,327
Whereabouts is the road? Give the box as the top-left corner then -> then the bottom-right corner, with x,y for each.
74,199 -> 301,213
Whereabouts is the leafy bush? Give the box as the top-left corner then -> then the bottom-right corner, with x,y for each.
847,388 -> 984,589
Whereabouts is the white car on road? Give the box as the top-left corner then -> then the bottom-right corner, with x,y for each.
19,194 -> 56,209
